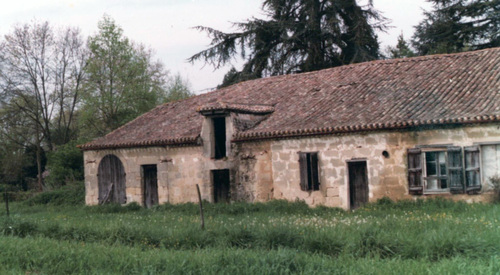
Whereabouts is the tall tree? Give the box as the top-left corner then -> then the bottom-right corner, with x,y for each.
0,21 -> 87,189
412,0 -> 500,55
81,15 -> 169,137
189,0 -> 386,87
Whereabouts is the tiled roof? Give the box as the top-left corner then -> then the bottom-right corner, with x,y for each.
80,48 -> 500,150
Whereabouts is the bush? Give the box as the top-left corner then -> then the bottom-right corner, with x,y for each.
490,175 -> 500,203
44,141 -> 84,189
24,182 -> 84,206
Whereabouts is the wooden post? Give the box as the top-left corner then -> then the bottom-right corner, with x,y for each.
196,184 -> 205,230
4,191 -> 9,217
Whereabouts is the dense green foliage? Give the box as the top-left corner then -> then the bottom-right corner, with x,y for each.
44,141 -> 84,189
412,0 -> 500,55
81,15 -> 170,137
190,0 -> 387,87
1,195 -> 499,274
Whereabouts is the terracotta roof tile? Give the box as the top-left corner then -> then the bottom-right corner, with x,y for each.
80,48 -> 500,150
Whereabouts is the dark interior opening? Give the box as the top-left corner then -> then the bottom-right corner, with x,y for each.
348,161 -> 369,209
142,165 -> 158,208
213,117 -> 226,159
212,169 -> 230,203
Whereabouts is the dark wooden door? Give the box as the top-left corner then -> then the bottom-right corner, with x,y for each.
348,161 -> 368,209
212,169 -> 230,203
98,155 -> 126,204
143,165 -> 158,208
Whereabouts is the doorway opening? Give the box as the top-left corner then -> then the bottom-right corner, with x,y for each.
98,154 -> 126,204
348,160 -> 369,209
212,169 -> 230,203
142,165 -> 158,208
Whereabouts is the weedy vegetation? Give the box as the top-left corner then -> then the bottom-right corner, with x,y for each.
1,185 -> 499,274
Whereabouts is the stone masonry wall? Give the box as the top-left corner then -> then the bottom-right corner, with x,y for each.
270,123 -> 500,209
84,146 -> 208,205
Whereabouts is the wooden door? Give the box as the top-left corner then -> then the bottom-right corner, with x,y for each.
212,169 -> 230,203
348,161 -> 368,209
98,155 -> 126,204
142,165 -> 158,208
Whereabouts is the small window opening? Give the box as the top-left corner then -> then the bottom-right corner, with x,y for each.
382,150 -> 390,158
213,117 -> 226,159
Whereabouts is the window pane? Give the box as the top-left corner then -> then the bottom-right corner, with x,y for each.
440,179 -> 448,189
426,152 -> 436,162
439,163 -> 447,176
427,179 -> 438,190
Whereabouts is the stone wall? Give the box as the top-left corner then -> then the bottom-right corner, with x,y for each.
84,146 -> 208,205
269,123 -> 500,209
84,123 -> 500,208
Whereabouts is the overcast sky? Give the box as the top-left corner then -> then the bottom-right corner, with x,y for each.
0,0 -> 432,93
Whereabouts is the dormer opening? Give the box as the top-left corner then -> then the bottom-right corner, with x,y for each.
212,116 -> 227,159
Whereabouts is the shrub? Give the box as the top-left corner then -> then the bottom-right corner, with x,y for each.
490,175 -> 500,203
44,140 -> 84,189
24,182 -> 84,206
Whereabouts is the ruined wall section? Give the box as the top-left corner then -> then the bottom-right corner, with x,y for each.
270,123 -> 500,209
232,141 -> 273,202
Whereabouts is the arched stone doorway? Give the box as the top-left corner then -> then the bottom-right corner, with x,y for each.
98,154 -> 126,204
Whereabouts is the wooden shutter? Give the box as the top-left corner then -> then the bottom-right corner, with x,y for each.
447,146 -> 464,193
298,152 -> 309,191
465,146 -> 481,193
407,148 -> 423,195
310,153 -> 320,190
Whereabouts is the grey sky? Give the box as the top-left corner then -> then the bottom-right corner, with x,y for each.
0,0 -> 432,92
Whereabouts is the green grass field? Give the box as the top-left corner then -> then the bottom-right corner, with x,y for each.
1,187 -> 499,274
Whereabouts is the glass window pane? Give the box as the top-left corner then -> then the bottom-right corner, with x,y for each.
426,161 -> 437,176
427,179 -> 438,190
426,152 -> 437,176
440,179 -> 448,189
440,163 -> 447,176
426,152 -> 436,162
438,152 -> 446,164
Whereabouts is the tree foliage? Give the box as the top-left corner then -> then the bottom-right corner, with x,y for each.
412,0 -> 500,55
80,15 -> 170,137
163,73 -> 194,102
189,0 -> 387,87
386,33 -> 416,59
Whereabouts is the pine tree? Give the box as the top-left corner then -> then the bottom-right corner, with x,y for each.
189,0 -> 387,87
412,0 -> 500,55
386,33 -> 416,59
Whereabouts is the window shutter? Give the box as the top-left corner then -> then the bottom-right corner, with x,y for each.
447,146 -> 464,194
310,153 -> 320,190
465,146 -> 481,193
407,148 -> 423,195
298,152 -> 308,191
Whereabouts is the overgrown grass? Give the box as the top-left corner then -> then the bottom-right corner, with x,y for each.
1,191 -> 499,274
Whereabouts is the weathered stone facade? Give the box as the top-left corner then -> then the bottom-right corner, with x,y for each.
84,123 -> 500,208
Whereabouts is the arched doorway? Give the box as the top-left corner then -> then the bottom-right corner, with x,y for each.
98,154 -> 126,204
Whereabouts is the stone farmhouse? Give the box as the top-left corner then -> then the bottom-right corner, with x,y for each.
80,47 -> 500,209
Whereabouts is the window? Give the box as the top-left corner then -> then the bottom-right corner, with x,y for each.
424,151 -> 448,190
298,152 -> 320,191
212,117 -> 226,159
481,144 -> 500,186
407,146 -> 481,195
